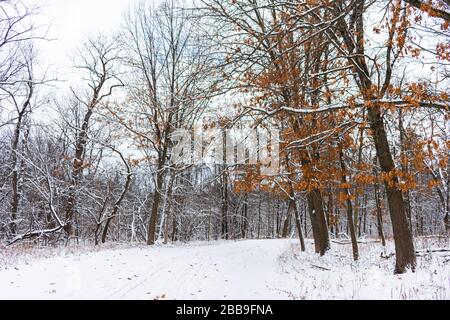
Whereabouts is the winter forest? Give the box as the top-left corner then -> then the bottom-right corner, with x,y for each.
0,0 -> 449,300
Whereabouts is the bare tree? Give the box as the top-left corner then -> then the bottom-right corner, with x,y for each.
113,0 -> 213,245
6,49 -> 34,235
62,36 -> 123,239
0,1 -> 44,237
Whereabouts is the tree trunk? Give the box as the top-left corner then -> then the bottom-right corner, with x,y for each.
307,189 -> 330,256
399,109 -> 413,228
339,148 -> 359,261
101,168 -> 132,244
291,198 -> 306,251
95,197 -> 109,246
327,190 -> 334,235
9,86 -> 32,236
221,130 -> 229,240
281,202 -> 292,238
221,168 -> 229,240
163,187 -> 174,245
375,186 -> 386,247
171,212 -> 178,242
445,160 -> 450,232
241,193 -> 248,239
147,165 -> 165,245
64,108 -> 94,238
334,0 -> 415,273
257,195 -> 262,239
368,107 -> 416,273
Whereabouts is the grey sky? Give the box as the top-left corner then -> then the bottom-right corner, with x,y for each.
32,0 -> 139,85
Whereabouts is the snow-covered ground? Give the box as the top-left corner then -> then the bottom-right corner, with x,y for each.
0,239 -> 449,300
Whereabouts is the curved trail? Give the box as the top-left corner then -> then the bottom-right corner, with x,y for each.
1,239 -> 449,299
0,239 -> 296,300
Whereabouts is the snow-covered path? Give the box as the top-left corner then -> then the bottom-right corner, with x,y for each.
0,239 -> 296,300
1,238 -> 449,300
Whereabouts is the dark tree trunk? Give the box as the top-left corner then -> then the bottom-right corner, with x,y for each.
339,148 -> 359,261
9,82 -> 33,236
275,201 -> 282,238
399,109 -> 413,228
64,108 -> 94,238
307,189 -> 330,256
257,195 -> 262,239
162,172 -> 176,244
362,193 -> 368,235
241,194 -> 248,239
373,161 -> 386,246
221,169 -> 229,240
171,212 -> 178,242
101,168 -> 132,243
94,197 -> 109,246
327,190 -> 334,235
446,160 -> 450,232
333,0 -> 416,273
147,165 -> 165,245
290,198 -> 306,251
368,107 -> 416,273
303,203 -> 307,237
281,202 -> 291,238
221,131 -> 229,240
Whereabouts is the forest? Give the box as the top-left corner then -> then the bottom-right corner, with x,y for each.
0,0 -> 449,287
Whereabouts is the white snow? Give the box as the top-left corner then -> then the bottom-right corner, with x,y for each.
0,239 -> 449,300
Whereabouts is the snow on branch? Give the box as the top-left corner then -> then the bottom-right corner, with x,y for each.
7,226 -> 64,246
404,0 -> 450,22
247,99 -> 450,117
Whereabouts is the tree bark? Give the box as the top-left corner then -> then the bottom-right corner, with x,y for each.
241,193 -> 248,239
290,198 -> 306,251
220,130 -> 229,240
147,165 -> 165,245
399,109 -> 413,228
281,202 -> 292,238
9,78 -> 33,236
332,0 -> 416,273
368,106 -> 416,273
374,177 -> 386,246
101,163 -> 132,244
339,147 -> 359,261
307,189 -> 330,256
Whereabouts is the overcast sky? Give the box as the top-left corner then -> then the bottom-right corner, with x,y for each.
28,0 -> 443,91
32,0 -> 140,84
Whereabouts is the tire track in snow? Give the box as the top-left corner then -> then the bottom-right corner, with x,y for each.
107,243 -> 258,299
106,253 -> 187,299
